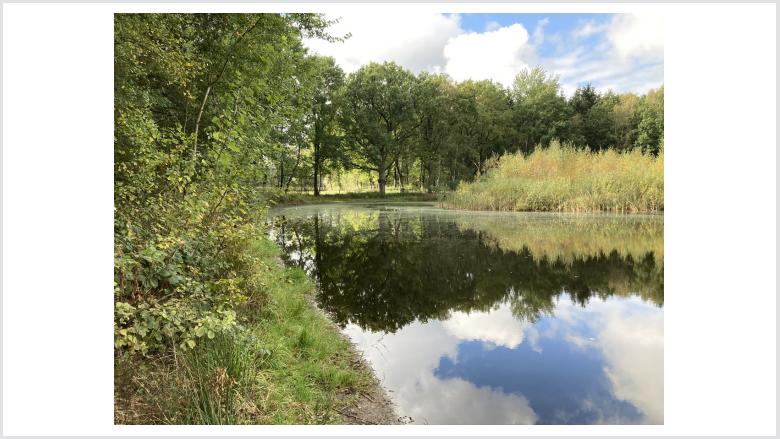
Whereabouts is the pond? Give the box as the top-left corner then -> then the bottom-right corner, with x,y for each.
268,202 -> 663,425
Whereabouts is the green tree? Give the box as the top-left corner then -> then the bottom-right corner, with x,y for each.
449,80 -> 512,180
585,91 -> 619,151
510,67 -> 572,153
412,72 -> 455,192
303,56 -> 345,195
613,93 -> 641,151
634,86 -> 664,155
340,62 -> 418,195
114,13 -> 333,353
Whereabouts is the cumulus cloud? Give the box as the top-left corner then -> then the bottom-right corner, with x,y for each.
598,304 -> 664,424
305,12 -> 663,97
344,293 -> 663,425
304,12 -> 462,74
443,24 -> 533,86
343,319 -> 538,424
607,14 -> 664,62
553,296 -> 664,424
442,304 -> 532,349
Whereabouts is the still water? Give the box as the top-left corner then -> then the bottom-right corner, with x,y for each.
268,202 -> 663,425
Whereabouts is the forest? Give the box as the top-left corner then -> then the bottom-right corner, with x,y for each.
114,13 -> 664,424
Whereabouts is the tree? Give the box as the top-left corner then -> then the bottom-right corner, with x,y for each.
634,86 -> 664,155
340,62 -> 418,195
114,13 -> 335,352
303,56 -> 345,195
613,93 -> 640,151
449,80 -> 512,180
585,91 -> 618,151
510,67 -> 572,153
412,72 -> 454,192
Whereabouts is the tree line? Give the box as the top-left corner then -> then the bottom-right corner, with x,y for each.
117,14 -> 664,204
334,65 -> 664,195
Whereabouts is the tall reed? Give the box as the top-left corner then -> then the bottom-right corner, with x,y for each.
444,140 -> 664,213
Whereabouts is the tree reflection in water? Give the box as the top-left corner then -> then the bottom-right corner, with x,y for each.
270,205 -> 663,333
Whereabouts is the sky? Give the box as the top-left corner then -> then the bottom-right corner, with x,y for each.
304,13 -> 664,96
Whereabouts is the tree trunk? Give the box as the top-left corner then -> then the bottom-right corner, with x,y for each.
191,85 -> 212,163
378,160 -> 387,196
426,159 -> 435,193
313,140 -> 320,196
279,149 -> 285,189
395,159 -> 405,193
285,144 -> 302,192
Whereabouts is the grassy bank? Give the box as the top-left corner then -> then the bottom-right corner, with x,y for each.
443,141 -> 663,213
115,236 -> 393,424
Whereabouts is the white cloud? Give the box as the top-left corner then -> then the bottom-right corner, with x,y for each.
542,14 -> 664,95
443,24 -> 533,86
304,12 -> 462,74
573,20 -> 609,39
598,304 -> 664,424
442,304 -> 532,349
532,18 -> 550,45
343,320 -> 538,424
306,13 -> 663,95
344,295 -> 663,424
484,20 -> 501,32
607,14 -> 664,62
553,296 -> 664,424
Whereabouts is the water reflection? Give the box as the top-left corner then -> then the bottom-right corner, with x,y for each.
269,203 -> 663,425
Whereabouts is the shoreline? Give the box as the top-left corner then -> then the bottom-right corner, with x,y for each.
114,236 -> 402,425
300,285 -> 402,425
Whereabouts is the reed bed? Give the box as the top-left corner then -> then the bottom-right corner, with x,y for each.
444,141 -> 663,213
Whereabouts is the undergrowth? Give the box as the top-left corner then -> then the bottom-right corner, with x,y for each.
114,237 -> 373,424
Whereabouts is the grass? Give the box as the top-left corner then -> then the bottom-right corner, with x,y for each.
114,237 -> 376,424
443,140 -> 663,213
269,191 -> 438,207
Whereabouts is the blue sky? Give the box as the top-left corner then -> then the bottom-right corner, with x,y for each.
458,13 -> 614,57
306,12 -> 664,96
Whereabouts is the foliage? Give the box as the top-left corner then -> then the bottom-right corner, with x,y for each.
634,86 -> 665,154
340,62 -> 419,195
114,237 -> 376,424
114,13 -> 338,354
510,67 -> 572,153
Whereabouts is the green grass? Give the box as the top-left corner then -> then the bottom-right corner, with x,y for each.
443,140 -> 663,213
114,236 -> 375,424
